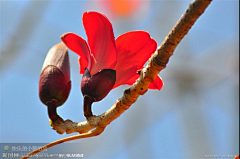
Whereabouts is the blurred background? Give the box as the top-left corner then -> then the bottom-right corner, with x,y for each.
0,0 -> 239,158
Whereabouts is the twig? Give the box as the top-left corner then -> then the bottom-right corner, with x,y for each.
21,126 -> 104,159
22,0 -> 212,158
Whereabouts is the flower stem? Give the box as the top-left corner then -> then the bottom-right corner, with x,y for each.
47,99 -> 61,122
83,95 -> 95,119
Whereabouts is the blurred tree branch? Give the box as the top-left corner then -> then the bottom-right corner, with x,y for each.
22,0 -> 213,158
0,1 -> 50,71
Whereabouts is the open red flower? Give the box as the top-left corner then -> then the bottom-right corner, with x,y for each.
61,11 -> 163,118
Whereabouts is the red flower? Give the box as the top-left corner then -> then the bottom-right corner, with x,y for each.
61,11 -> 163,118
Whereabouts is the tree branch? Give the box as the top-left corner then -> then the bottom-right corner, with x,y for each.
22,0 -> 213,158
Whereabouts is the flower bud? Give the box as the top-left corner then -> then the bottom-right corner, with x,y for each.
81,68 -> 116,118
81,68 -> 116,101
39,42 -> 71,107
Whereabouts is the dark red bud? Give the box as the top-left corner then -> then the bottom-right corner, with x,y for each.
39,42 -> 71,107
81,68 -> 116,118
81,68 -> 116,101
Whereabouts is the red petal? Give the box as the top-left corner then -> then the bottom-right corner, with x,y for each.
83,11 -> 117,75
113,74 -> 139,89
78,57 -> 88,74
148,75 -> 163,90
61,33 -> 90,74
113,74 -> 163,91
114,31 -> 157,87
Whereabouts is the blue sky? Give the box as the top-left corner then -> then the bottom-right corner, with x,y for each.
0,0 -> 239,158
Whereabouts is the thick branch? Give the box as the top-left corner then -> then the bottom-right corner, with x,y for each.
22,0 -> 212,158
151,0 -> 212,71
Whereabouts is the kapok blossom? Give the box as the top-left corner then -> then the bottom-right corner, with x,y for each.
61,11 -> 163,118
